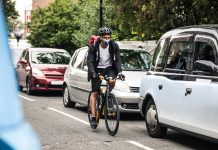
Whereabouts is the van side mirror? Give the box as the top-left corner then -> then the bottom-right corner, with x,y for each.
194,60 -> 218,73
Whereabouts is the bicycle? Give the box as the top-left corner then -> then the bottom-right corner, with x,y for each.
88,75 -> 122,136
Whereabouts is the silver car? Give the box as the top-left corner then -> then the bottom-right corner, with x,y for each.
63,41 -> 152,113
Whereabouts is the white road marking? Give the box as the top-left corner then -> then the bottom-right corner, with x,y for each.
126,141 -> 154,150
18,94 -> 35,101
19,96 -> 154,150
48,107 -> 89,125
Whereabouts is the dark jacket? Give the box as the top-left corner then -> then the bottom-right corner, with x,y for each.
87,39 -> 122,81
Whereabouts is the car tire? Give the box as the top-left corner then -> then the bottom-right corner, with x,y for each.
63,86 -> 76,108
26,79 -> 33,95
145,99 -> 167,138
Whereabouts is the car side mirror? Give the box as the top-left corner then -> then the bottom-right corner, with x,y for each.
194,60 -> 218,73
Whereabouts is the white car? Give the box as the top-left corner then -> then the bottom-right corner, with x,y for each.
63,41 -> 153,113
139,25 -> 218,143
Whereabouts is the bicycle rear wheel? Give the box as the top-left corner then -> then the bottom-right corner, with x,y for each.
105,93 -> 120,136
88,92 -> 101,129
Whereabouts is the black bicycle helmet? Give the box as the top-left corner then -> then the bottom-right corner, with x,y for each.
99,27 -> 112,36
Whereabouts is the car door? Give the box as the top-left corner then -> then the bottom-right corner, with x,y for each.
156,34 -> 193,126
68,47 -> 88,104
16,49 -> 26,86
77,50 -> 92,103
17,49 -> 29,87
183,34 -> 218,138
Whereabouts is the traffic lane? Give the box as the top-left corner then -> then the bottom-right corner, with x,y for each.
21,95 -> 151,150
20,91 -> 218,149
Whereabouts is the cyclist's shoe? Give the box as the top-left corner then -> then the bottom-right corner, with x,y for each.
90,117 -> 97,129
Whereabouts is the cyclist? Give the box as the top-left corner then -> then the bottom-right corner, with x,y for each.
87,27 -> 124,128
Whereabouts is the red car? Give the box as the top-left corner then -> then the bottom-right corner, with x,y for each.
16,48 -> 71,95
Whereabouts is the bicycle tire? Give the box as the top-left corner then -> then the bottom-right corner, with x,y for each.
105,93 -> 120,136
88,92 -> 100,129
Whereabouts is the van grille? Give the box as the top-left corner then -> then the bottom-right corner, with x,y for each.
129,87 -> 139,93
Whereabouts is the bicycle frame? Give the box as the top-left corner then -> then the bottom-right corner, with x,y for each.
88,75 -> 120,136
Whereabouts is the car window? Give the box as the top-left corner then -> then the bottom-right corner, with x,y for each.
20,49 -> 27,59
192,35 -> 218,75
194,35 -> 217,64
71,50 -> 79,67
166,41 -> 191,70
81,52 -> 88,70
24,50 -> 29,62
195,42 -> 215,63
73,48 -> 87,68
31,51 -> 71,64
120,49 -> 150,71
152,38 -> 167,68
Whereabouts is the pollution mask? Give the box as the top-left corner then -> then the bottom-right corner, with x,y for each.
103,39 -> 110,47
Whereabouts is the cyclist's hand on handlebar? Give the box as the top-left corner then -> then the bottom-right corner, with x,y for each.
99,75 -> 104,80
97,73 -> 104,80
118,72 -> 125,81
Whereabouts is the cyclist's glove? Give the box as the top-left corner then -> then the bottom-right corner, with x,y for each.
118,72 -> 125,81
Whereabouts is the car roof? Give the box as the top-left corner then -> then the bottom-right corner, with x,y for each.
78,41 -> 156,55
160,24 -> 218,40
29,48 -> 67,52
116,41 -> 156,54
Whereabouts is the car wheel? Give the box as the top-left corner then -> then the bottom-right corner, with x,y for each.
63,86 -> 76,108
145,99 -> 167,138
26,79 -> 32,95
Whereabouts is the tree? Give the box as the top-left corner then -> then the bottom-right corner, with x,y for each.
2,0 -> 19,32
28,0 -> 101,53
106,0 -> 218,40
3,0 -> 19,20
28,0 -> 80,54
72,0 -> 99,48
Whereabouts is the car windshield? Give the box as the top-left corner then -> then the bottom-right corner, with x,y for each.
120,49 -> 151,71
31,51 -> 71,64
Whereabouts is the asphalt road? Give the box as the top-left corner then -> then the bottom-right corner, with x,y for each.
18,90 -> 218,150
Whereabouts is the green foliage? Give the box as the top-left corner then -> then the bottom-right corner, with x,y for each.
28,0 -> 218,53
2,0 -> 19,32
107,0 -> 218,40
3,0 -> 19,20
72,0 -> 99,48
28,0 -> 80,54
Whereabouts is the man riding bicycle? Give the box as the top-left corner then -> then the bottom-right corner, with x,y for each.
87,27 -> 124,128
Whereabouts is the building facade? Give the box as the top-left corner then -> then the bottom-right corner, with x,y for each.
32,0 -> 54,10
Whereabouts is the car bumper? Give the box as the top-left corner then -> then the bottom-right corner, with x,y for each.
30,76 -> 63,91
112,90 -> 140,113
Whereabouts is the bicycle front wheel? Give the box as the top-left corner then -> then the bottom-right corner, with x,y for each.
105,93 -> 120,136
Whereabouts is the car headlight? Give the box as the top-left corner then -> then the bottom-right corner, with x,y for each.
32,68 -> 44,77
113,80 -> 130,92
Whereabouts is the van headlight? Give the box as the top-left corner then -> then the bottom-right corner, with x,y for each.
113,81 -> 130,92
32,68 -> 44,77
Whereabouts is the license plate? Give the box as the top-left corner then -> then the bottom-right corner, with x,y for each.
51,81 -> 63,85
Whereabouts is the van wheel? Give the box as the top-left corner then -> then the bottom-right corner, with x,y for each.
63,86 -> 76,108
145,99 -> 167,138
